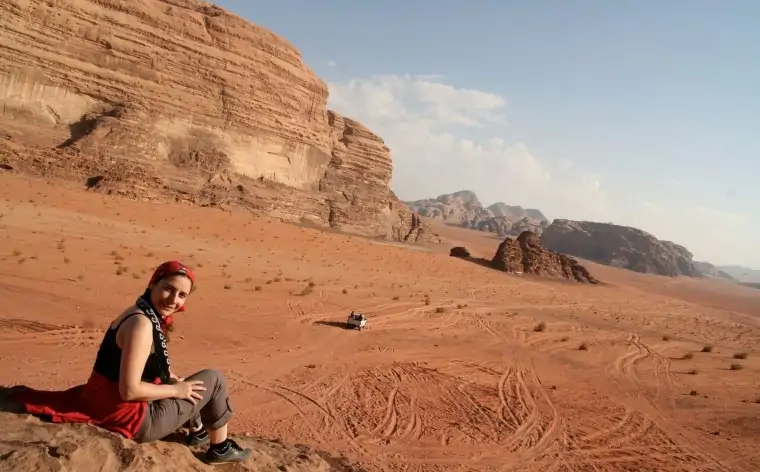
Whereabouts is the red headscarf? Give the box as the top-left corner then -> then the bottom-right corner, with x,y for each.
148,260 -> 196,330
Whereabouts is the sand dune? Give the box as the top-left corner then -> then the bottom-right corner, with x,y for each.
1,173 -> 759,472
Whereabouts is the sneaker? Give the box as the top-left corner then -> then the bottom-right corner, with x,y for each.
203,439 -> 252,465
187,428 -> 210,447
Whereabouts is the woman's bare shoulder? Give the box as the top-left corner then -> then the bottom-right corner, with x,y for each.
112,306 -> 152,335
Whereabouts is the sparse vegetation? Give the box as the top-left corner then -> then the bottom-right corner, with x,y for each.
730,363 -> 743,370
534,322 -> 547,332
223,284 -> 232,290
435,306 -> 446,313
662,335 -> 670,341
578,342 -> 588,351
681,353 -> 694,360
733,352 -> 748,360
686,369 -> 697,375
701,345 -> 713,353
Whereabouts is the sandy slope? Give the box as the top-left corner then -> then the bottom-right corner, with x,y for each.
0,173 -> 758,472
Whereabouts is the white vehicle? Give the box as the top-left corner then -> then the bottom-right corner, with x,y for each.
346,311 -> 367,330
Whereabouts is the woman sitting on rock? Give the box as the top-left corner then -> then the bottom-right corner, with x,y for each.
9,261 -> 251,465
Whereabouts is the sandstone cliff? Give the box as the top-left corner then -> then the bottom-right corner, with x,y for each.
490,231 -> 597,283
0,0 -> 431,243
540,219 -> 698,277
403,190 -> 546,236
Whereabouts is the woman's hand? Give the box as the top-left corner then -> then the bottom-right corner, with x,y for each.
170,371 -> 184,382
172,379 -> 207,405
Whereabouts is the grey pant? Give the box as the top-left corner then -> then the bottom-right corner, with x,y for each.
133,368 -> 233,443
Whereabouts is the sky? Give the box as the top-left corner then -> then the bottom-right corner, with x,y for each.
215,0 -> 759,268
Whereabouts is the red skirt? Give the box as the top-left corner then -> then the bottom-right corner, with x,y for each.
11,371 -> 147,439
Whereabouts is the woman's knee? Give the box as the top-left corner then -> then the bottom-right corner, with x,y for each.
192,368 -> 227,390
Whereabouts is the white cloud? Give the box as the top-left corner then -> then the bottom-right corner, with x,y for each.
326,74 -> 760,266
326,60 -> 337,67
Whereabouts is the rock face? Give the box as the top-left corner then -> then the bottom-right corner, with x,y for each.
404,191 -> 547,236
0,0 -> 430,243
540,220 -> 698,277
0,411 -> 360,472
490,231 -> 597,283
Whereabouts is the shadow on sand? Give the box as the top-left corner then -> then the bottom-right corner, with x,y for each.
313,320 -> 352,330
0,386 -> 27,414
454,256 -> 494,269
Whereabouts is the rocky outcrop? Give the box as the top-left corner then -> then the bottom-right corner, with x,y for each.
540,220 -> 698,277
490,231 -> 597,283
0,411 -> 361,472
0,0 -> 431,243
403,191 -> 546,236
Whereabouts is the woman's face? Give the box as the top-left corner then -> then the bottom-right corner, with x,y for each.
149,274 -> 192,317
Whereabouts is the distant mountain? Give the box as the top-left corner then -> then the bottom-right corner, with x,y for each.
715,265 -> 760,284
540,219 -> 699,277
486,202 -> 548,223
403,190 -> 548,236
692,261 -> 736,281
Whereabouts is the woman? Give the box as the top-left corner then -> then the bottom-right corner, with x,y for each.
10,261 -> 251,465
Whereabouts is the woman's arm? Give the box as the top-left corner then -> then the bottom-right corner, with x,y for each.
118,315 -> 179,402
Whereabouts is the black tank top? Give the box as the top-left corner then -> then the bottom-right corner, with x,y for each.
92,312 -> 165,383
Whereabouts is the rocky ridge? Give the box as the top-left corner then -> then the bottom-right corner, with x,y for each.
403,190 -> 547,236
540,219 -> 699,277
0,0 -> 431,243
490,231 -> 597,283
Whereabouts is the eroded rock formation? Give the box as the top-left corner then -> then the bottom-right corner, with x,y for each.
491,231 -> 597,284
540,220 -> 697,277
0,0 -> 431,243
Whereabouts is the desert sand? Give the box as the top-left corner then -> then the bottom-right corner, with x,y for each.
1,172 -> 759,472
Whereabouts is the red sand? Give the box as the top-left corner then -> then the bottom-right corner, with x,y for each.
1,173 -> 758,472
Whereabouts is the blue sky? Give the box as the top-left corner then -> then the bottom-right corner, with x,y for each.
215,0 -> 759,268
